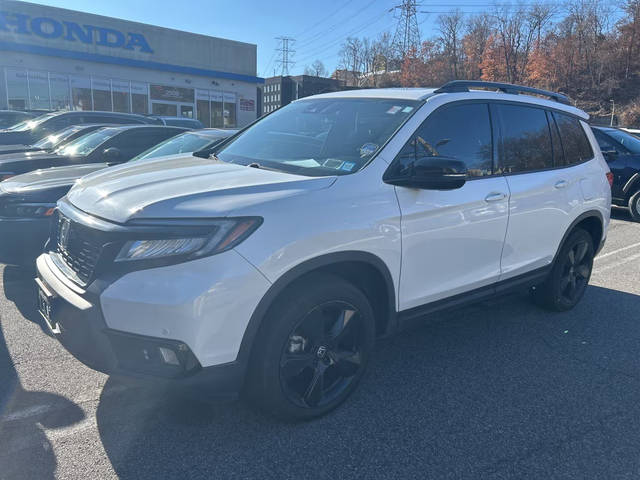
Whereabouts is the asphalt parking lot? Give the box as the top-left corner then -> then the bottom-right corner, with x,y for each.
1,209 -> 640,480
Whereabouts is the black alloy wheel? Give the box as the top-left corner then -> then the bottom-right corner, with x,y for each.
532,228 -> 594,311
557,239 -> 592,304
247,273 -> 375,420
279,301 -> 365,409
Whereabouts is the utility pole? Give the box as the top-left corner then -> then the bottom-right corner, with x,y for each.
610,99 -> 616,127
390,0 -> 423,59
274,36 -> 296,76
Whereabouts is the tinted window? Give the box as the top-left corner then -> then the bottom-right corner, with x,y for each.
553,112 -> 593,165
391,103 -> 493,178
601,128 -> 640,154
497,104 -> 552,173
593,129 -> 625,155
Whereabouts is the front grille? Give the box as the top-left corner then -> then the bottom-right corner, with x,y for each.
53,212 -> 103,285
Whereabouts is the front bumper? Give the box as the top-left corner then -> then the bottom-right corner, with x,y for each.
35,250 -> 271,397
0,217 -> 51,262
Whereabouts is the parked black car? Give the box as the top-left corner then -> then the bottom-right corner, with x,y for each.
0,125 -> 187,262
0,125 -> 186,181
592,126 -> 640,220
0,111 -> 161,146
0,124 -> 107,156
131,128 -> 237,161
0,110 -> 39,129
150,116 -> 205,129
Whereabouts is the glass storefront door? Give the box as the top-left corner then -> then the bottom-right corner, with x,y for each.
151,101 -> 194,118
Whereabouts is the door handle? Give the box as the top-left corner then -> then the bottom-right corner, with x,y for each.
484,192 -> 506,202
555,180 -> 568,189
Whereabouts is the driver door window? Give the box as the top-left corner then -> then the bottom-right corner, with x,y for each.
390,102 -> 494,179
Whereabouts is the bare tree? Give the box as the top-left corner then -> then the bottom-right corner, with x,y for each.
338,37 -> 365,85
438,10 -> 465,79
304,60 -> 328,77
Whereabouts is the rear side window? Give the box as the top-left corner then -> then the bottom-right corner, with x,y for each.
392,102 -> 493,178
496,104 -> 552,173
553,112 -> 593,166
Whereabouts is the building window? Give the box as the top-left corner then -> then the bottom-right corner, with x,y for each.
71,75 -> 92,110
196,89 -> 211,127
6,68 -> 28,110
112,80 -> 130,113
92,78 -> 112,112
50,73 -> 69,110
28,70 -> 50,110
131,82 -> 148,114
223,92 -> 237,128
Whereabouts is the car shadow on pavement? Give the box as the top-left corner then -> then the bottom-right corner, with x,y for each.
95,285 -> 640,480
2,264 -> 53,337
611,207 -> 633,222
0,301 -> 85,480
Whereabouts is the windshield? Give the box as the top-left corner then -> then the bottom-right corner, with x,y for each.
32,126 -> 82,149
131,131 -> 224,161
217,98 -> 420,176
5,113 -> 57,132
605,129 -> 640,154
56,128 -> 120,157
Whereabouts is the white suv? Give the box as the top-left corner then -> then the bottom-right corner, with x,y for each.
35,81 -> 611,419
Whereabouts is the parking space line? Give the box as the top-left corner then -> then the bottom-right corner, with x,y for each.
595,241 -> 640,261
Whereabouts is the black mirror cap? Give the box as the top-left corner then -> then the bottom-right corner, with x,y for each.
384,156 -> 467,190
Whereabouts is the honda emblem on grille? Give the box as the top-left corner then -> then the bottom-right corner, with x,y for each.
59,217 -> 71,249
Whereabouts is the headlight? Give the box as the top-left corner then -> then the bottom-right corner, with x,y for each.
0,202 -> 56,218
115,217 -> 262,262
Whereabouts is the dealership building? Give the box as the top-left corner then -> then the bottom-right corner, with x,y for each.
0,1 -> 263,127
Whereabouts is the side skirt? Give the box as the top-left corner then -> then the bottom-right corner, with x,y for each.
396,266 -> 550,329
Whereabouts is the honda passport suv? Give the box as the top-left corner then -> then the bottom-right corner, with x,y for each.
35,81 -> 611,420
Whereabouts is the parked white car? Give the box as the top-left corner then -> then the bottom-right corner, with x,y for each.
35,81 -> 611,419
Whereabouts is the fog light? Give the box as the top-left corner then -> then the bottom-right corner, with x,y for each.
158,346 -> 180,366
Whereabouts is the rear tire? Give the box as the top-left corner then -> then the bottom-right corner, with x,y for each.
532,228 -> 594,312
246,273 -> 375,420
628,190 -> 640,222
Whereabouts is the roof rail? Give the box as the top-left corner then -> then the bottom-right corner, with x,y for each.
433,80 -> 571,105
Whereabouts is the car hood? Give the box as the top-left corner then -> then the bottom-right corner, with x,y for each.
0,163 -> 109,195
67,155 -> 337,223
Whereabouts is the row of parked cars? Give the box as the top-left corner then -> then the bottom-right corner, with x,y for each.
0,110 -> 234,261
0,83 -> 637,420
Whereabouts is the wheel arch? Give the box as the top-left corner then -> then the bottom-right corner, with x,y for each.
623,172 -> 640,199
236,251 -> 397,377
554,210 -> 604,263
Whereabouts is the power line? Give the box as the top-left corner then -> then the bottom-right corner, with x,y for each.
294,0 -> 357,39
296,0 -> 379,50
295,10 -> 390,66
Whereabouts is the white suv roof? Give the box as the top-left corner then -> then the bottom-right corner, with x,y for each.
304,82 -> 588,119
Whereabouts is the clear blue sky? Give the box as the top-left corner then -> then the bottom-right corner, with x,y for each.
17,0 -> 600,78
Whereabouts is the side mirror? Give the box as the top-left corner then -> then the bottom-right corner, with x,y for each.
384,156 -> 467,190
601,149 -> 618,161
103,147 -> 123,163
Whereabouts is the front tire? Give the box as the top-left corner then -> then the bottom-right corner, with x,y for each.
247,273 -> 375,420
532,228 -> 594,312
628,190 -> 640,222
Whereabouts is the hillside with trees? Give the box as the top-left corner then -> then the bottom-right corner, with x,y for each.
334,0 -> 640,126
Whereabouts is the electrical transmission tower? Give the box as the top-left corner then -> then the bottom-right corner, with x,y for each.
390,0 -> 423,59
274,36 -> 296,76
